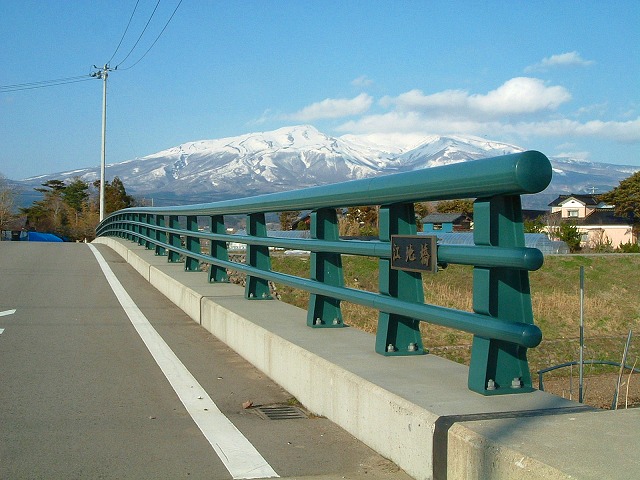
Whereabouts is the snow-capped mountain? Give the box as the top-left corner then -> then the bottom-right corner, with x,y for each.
390,135 -> 523,170
18,125 -> 638,209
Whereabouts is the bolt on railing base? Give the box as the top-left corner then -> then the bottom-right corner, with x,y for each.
468,337 -> 535,395
375,313 -> 426,356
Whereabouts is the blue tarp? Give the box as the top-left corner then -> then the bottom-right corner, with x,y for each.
27,232 -> 63,242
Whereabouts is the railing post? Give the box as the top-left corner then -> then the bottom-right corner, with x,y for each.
136,213 -> 146,246
245,213 -> 272,299
131,213 -> 139,244
308,208 -> 345,328
155,215 -> 166,256
469,195 -> 535,395
185,215 -> 200,271
208,215 -> 229,282
138,213 -> 146,246
143,214 -> 153,250
127,213 -> 135,242
376,203 -> 426,356
167,215 -> 182,263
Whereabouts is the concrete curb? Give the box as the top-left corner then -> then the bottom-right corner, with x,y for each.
93,237 -> 640,480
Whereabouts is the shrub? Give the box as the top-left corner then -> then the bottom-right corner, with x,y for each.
617,240 -> 640,253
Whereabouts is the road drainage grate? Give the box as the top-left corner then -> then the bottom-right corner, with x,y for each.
253,405 -> 308,420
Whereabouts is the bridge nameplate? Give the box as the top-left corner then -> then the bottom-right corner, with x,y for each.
390,235 -> 437,273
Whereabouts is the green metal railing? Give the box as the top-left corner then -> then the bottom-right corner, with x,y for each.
96,150 -> 552,395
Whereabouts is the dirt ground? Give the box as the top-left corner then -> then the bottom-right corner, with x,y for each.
536,372 -> 640,410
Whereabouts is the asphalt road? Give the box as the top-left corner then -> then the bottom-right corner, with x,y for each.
0,242 -> 409,480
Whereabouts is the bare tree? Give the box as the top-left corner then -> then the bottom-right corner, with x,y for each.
0,174 -> 16,236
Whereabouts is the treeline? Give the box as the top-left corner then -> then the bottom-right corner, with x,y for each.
20,177 -> 134,241
279,199 -> 474,236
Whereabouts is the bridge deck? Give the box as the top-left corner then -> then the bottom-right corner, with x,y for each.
0,242 -> 407,479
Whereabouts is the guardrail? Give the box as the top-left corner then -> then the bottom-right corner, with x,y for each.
96,150 -> 552,395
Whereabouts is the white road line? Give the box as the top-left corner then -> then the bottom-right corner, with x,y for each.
0,328 -> 4,335
0,309 -> 16,317
88,244 -> 279,480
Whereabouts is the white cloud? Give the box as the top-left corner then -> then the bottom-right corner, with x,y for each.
527,118 -> 640,142
351,75 -> 373,88
285,93 -> 373,121
338,111 -> 496,136
380,88 -> 468,111
472,78 -> 572,114
277,75 -> 638,150
555,150 -> 590,160
338,112 -> 640,144
381,78 -> 571,118
575,103 -> 609,117
248,109 -> 275,125
337,77 -> 640,144
525,51 -> 595,72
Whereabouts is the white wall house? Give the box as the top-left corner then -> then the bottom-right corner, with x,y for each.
548,194 -> 636,248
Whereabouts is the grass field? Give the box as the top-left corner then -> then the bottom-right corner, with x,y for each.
269,254 -> 640,376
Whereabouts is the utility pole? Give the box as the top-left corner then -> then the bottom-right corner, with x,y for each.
91,64 -> 115,221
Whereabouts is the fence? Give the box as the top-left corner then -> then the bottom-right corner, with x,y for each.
96,150 -> 552,395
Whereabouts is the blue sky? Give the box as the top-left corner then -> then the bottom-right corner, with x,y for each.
1,0 -> 639,180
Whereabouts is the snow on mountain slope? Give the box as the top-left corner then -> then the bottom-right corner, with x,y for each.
18,125 -> 638,208
392,134 -> 524,169
112,125 -> 402,196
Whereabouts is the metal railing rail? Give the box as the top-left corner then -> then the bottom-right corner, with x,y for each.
96,150 -> 553,395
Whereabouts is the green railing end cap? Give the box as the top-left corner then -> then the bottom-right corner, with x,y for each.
515,151 -> 553,194
522,324 -> 543,348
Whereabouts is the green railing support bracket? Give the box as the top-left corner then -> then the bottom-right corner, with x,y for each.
185,215 -> 201,271
308,208 -> 345,328
124,214 -> 133,241
376,203 -> 426,356
155,215 -> 167,256
127,213 -> 134,241
208,215 -> 229,283
133,213 -> 139,243
143,214 -> 153,250
137,213 -> 143,244
168,216 -> 182,263
245,213 -> 272,299
139,214 -> 148,247
469,195 -> 537,395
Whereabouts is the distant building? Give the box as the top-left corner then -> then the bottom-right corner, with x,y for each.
549,194 -> 602,219
421,213 -> 472,233
548,194 -> 636,247
0,217 -> 27,241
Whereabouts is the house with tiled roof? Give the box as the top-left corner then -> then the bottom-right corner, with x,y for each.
421,213 -> 472,233
548,194 -> 636,248
548,194 -> 602,219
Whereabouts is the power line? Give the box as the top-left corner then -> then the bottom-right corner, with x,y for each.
114,0 -> 161,69
2,1 -> 182,94
0,75 -> 93,93
118,0 -> 183,71
106,0 -> 142,66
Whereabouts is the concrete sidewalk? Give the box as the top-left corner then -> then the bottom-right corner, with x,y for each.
95,237 -> 640,480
